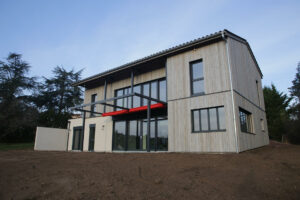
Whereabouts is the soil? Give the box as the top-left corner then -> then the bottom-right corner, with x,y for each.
0,141 -> 299,200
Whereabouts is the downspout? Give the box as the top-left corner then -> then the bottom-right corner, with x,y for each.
222,31 -> 239,153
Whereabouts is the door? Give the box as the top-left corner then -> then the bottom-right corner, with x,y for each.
72,127 -> 83,150
88,125 -> 95,151
127,120 -> 140,150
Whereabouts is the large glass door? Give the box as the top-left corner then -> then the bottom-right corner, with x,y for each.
128,120 -> 140,150
88,125 -> 95,151
113,117 -> 168,151
72,127 -> 83,150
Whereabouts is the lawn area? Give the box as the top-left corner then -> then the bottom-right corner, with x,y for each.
0,141 -> 299,200
0,143 -> 34,151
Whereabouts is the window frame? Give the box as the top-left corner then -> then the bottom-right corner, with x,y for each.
239,107 -> 254,134
114,77 -> 166,110
189,59 -> 205,96
191,106 -> 226,133
260,118 -> 265,132
90,94 -> 97,117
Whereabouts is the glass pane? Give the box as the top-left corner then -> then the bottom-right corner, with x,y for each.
142,120 -> 148,150
123,88 -> 128,108
116,90 -> 123,111
90,94 -> 97,116
218,107 -> 226,130
159,80 -> 167,102
73,130 -> 80,150
128,120 -> 139,150
239,111 -> 247,132
157,119 -> 168,151
192,61 -> 203,79
73,128 -> 82,150
150,120 -> 155,150
209,108 -> 218,131
192,80 -> 204,94
193,110 -> 200,132
200,109 -> 208,131
142,83 -> 150,106
89,127 -> 95,151
91,94 -> 97,102
114,121 -> 126,150
133,85 -> 141,108
151,82 -> 157,104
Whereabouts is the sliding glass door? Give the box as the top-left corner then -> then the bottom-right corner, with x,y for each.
113,118 -> 168,151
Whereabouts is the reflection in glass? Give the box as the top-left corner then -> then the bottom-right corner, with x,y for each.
114,121 -> 126,150
201,109 -> 208,131
159,80 -> 166,102
193,80 -> 204,94
133,85 -> 141,108
142,83 -> 150,106
157,119 -> 168,150
209,108 -> 218,130
151,82 -> 157,104
150,120 -> 155,150
192,61 -> 203,79
218,107 -> 225,130
128,120 -> 139,150
193,110 -> 200,132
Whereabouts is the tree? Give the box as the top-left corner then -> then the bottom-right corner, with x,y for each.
287,62 -> 300,144
289,62 -> 300,103
34,66 -> 83,128
263,84 -> 291,141
0,53 -> 38,142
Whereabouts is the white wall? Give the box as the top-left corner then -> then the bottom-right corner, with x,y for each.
68,116 -> 113,152
34,127 -> 68,151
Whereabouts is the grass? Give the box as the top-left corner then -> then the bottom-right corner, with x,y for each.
0,143 -> 34,151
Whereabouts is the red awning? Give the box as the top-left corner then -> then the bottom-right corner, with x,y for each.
101,103 -> 165,117
101,109 -> 129,117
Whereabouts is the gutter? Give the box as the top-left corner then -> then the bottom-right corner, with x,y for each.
222,31 -> 240,153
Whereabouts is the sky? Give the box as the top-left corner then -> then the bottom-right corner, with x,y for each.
0,0 -> 299,94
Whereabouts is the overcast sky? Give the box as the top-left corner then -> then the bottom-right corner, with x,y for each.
0,0 -> 299,94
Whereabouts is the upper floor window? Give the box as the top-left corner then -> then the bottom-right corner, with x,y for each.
192,106 -> 225,133
115,78 -> 166,110
90,94 -> 97,117
256,80 -> 261,107
190,60 -> 204,95
239,108 -> 253,133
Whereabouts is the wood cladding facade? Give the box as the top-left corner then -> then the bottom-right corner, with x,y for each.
68,35 -> 269,153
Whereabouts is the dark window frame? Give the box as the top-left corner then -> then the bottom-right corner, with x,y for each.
88,124 -> 96,151
189,59 -> 205,96
90,94 -> 97,117
239,107 -> 254,134
72,126 -> 83,150
191,106 -> 226,133
114,77 -> 166,110
112,117 -> 168,151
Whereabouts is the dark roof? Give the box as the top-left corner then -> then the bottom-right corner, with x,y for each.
74,29 -> 262,87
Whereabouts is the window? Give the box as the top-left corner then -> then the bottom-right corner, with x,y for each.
159,79 -> 166,101
239,108 -> 253,133
88,125 -> 95,151
190,60 -> 204,95
90,94 -> 97,117
113,117 -> 168,151
256,80 -> 261,107
260,119 -> 265,132
114,78 -> 166,110
192,106 -> 225,132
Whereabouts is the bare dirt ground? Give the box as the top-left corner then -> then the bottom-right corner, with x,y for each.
0,141 -> 299,200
